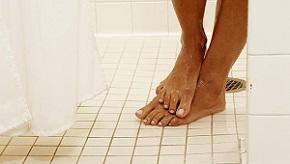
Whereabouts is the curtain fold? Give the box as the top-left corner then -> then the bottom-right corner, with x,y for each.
0,0 -> 106,136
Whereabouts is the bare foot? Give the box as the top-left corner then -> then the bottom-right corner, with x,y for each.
155,35 -> 207,118
142,79 -> 226,126
169,79 -> 226,126
135,97 -> 174,125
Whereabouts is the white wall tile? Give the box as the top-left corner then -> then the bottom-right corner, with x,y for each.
248,55 -> 290,115
95,3 -> 132,33
248,0 -> 290,54
94,0 -> 217,34
204,1 -> 216,33
168,2 -> 181,33
132,2 -> 168,33
248,115 -> 290,164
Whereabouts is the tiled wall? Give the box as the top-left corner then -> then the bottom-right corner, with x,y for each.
94,0 -> 217,35
247,0 -> 290,163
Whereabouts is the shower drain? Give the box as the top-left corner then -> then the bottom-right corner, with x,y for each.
226,77 -> 246,93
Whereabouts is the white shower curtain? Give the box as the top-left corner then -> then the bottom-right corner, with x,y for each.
0,0 -> 106,136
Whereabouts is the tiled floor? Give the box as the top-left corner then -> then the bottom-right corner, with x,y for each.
0,36 -> 247,164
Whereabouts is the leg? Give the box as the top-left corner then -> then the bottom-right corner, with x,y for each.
170,0 -> 248,126
136,0 -> 207,120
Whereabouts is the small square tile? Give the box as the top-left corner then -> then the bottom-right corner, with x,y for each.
85,138 -> 111,147
3,146 -> 31,155
136,137 -> 161,146
160,146 -> 185,155
134,146 -> 159,155
94,121 -> 117,129
82,147 -> 108,156
213,135 -> 238,144
213,152 -> 240,163
29,146 -> 57,156
105,156 -> 131,164
159,155 -> 184,164
138,129 -> 162,137
188,128 -> 211,136
132,156 -> 158,164
186,154 -> 211,164
213,142 -> 239,153
96,114 -> 120,121
90,129 -> 114,138
0,156 -> 26,163
111,138 -> 136,147
35,137 -> 62,146
108,147 -> 133,155
78,156 -> 105,164
25,156 -> 53,164
187,144 -> 211,154
9,137 -> 36,146
114,129 -> 138,137
162,137 -> 186,146
60,137 -> 86,146
116,121 -> 140,129
55,147 -> 82,156
51,156 -> 78,164
65,129 -> 90,137
187,136 -> 211,145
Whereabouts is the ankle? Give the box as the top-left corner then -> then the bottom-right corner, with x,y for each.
181,27 -> 207,49
199,75 -> 226,96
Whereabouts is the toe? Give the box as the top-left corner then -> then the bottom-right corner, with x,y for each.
155,85 -> 164,95
158,90 -> 166,103
135,97 -> 159,119
143,110 -> 159,125
158,115 -> 174,126
163,92 -> 171,109
176,94 -> 193,118
168,93 -> 179,114
151,112 -> 166,125
169,117 -> 183,126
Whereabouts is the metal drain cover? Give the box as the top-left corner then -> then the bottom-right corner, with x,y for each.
226,77 -> 246,93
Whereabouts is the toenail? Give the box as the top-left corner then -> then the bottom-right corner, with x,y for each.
136,110 -> 143,115
158,122 -> 162,126
143,119 -> 147,123
159,99 -> 163,103
177,109 -> 185,116
151,120 -> 156,124
169,123 -> 172,126
169,110 -> 175,114
164,105 -> 168,109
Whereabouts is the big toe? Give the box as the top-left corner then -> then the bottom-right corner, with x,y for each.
176,97 -> 192,118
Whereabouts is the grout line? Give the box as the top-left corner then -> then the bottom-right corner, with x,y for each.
183,124 -> 189,164
166,1 -> 170,34
129,39 -> 162,164
211,115 -> 214,164
103,40 -> 145,163
231,71 -> 243,164
0,137 -> 13,156
49,129 -> 69,163
76,39 -> 125,164
22,136 -> 39,163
